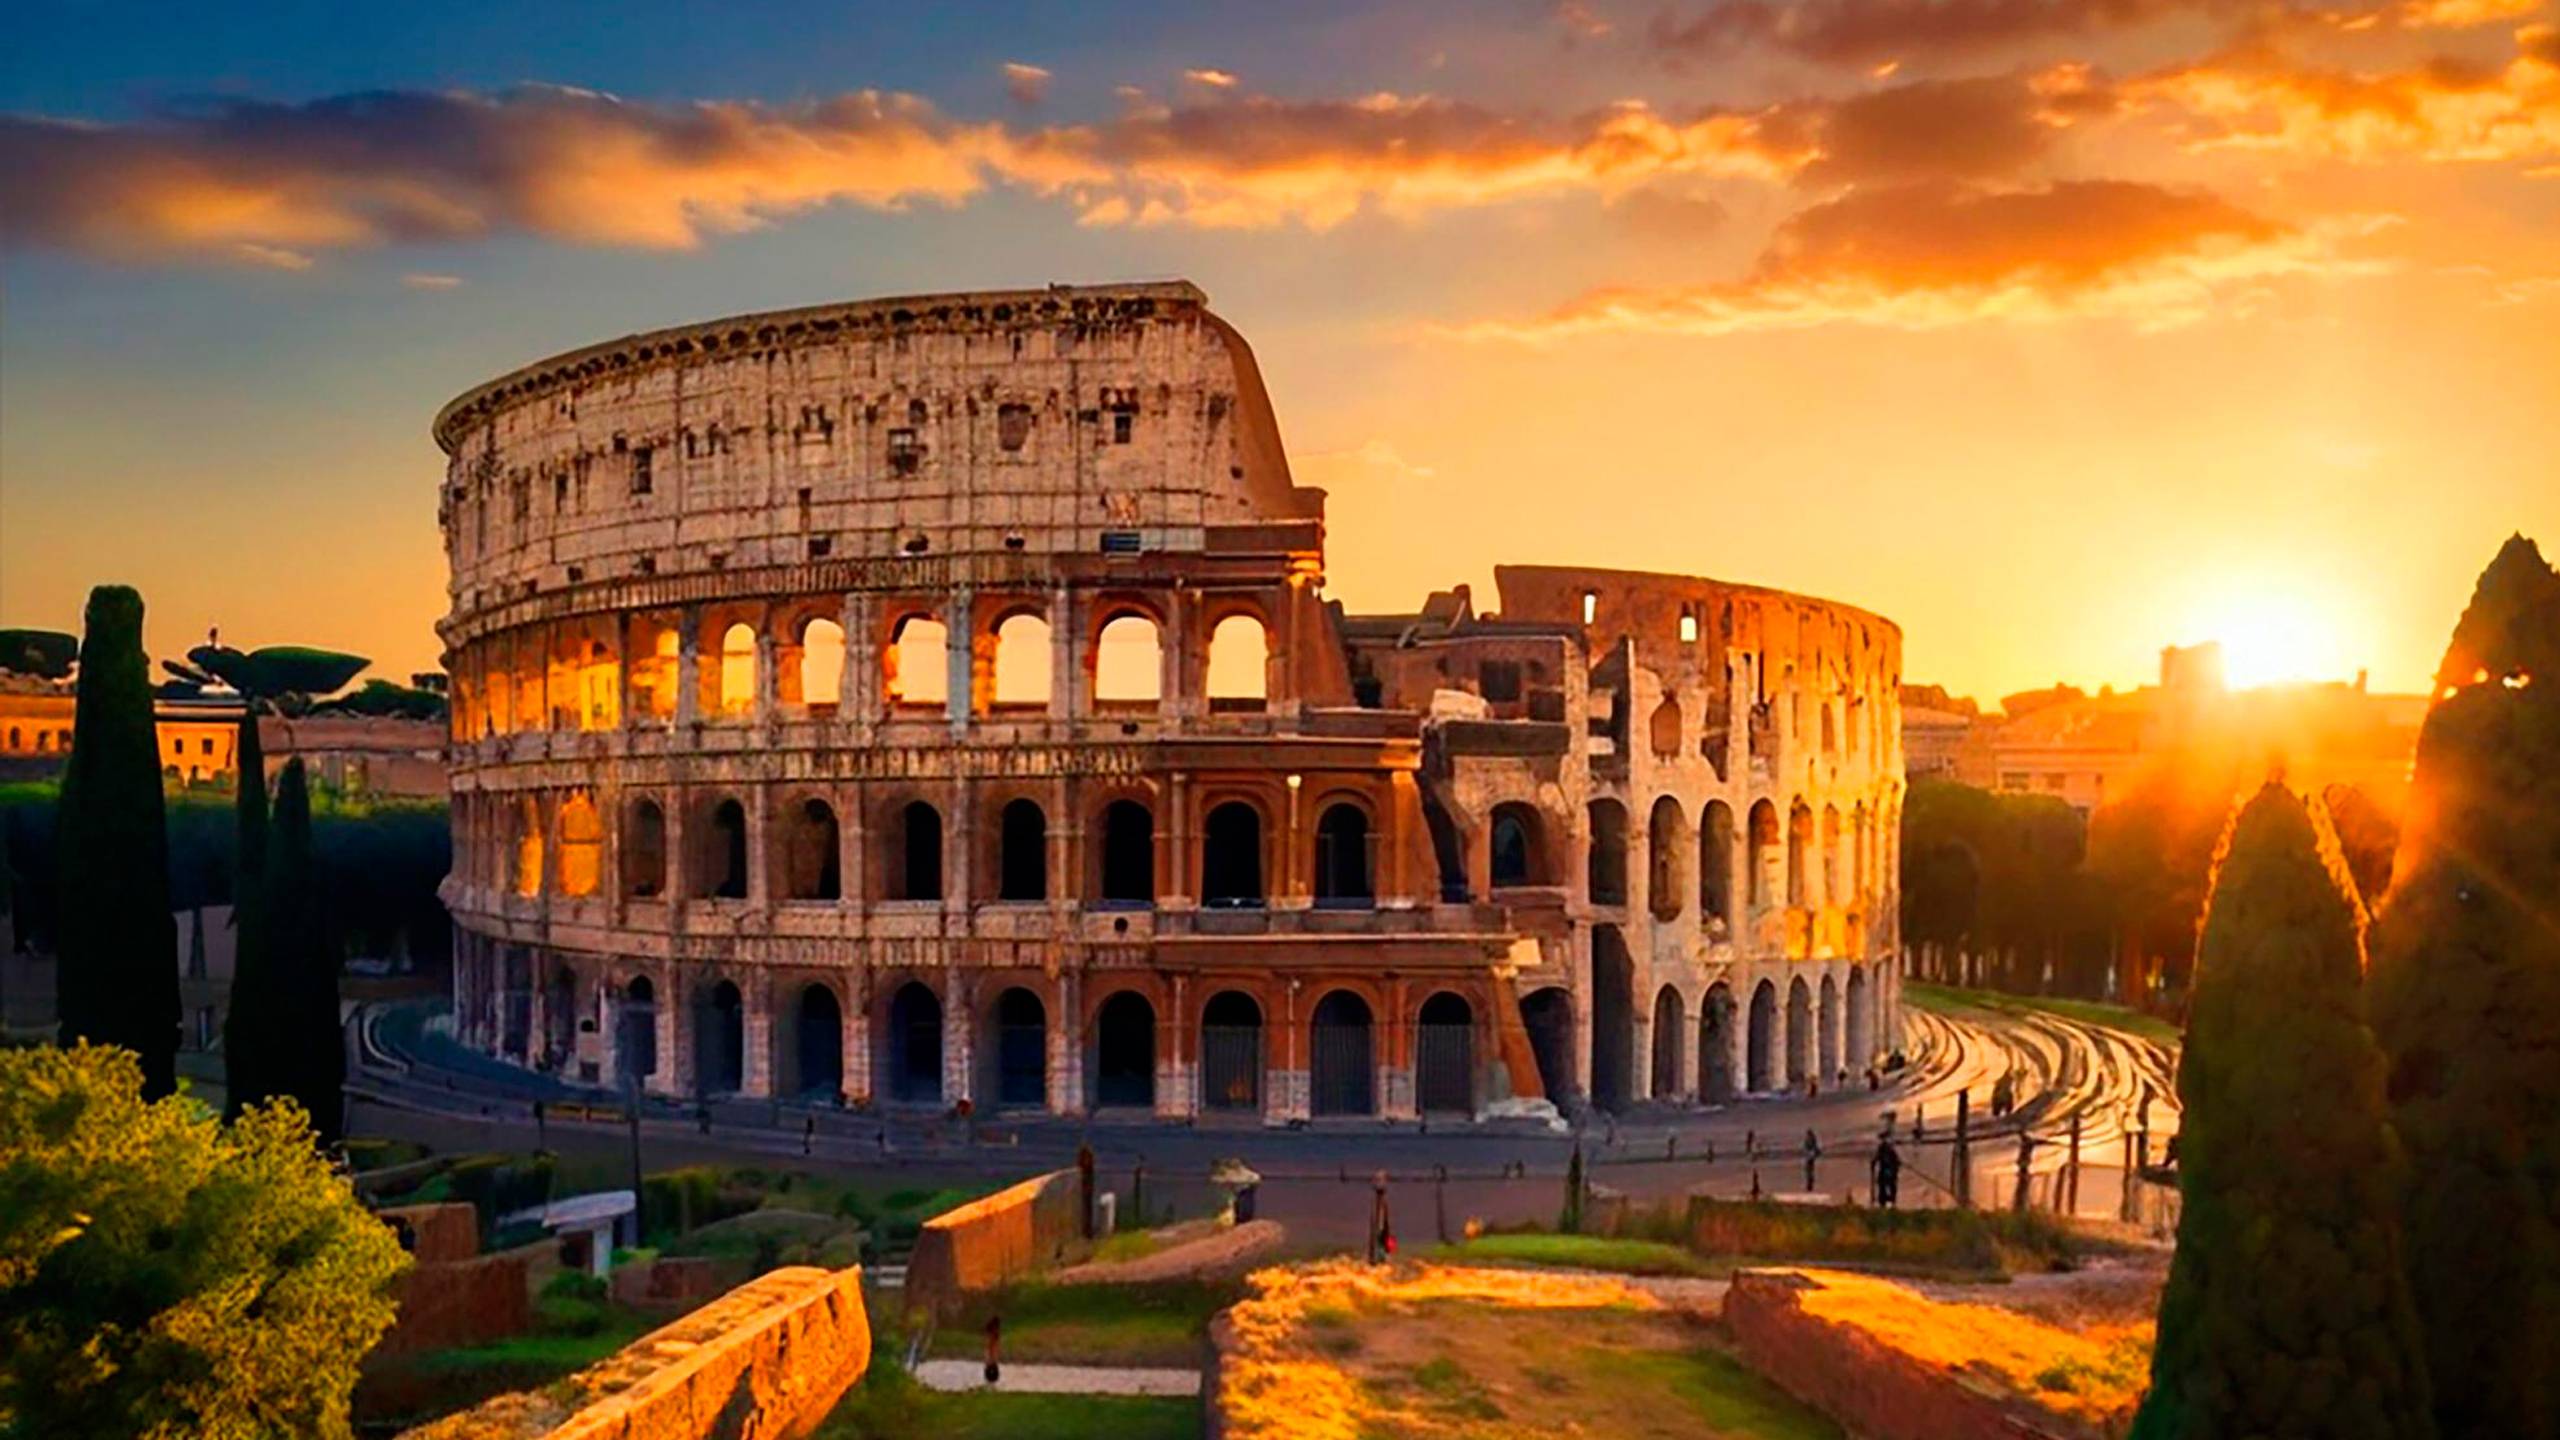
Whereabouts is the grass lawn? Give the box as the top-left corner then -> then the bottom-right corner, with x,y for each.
354,1311 -> 655,1430
928,1277 -> 1236,1367
1908,981 -> 2182,1047
1423,1233 -> 1722,1277
819,1362 -> 1200,1439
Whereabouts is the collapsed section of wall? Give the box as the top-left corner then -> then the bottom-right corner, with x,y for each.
397,1264 -> 867,1440
903,1169 -> 1083,1318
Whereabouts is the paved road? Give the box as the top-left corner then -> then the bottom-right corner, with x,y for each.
347,993 -> 2178,1249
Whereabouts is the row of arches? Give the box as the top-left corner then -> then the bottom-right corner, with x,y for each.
501,789 -> 1383,908
457,597 -> 1279,739
1580,794 -> 1888,923
1523,957 -> 1882,1113
593,974 -> 1480,1117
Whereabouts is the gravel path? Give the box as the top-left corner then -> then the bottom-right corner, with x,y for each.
910,1360 -> 1202,1396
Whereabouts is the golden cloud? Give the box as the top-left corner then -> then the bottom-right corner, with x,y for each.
2131,25 -> 2560,162
1645,0 -> 2537,67
1460,178 -> 2370,337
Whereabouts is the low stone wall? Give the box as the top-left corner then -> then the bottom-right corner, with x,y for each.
374,1251 -> 533,1359
381,1202 -> 481,1265
904,1170 -> 1081,1317
398,1265 -> 868,1440
1722,1270 -> 2086,1440
612,1254 -> 724,1314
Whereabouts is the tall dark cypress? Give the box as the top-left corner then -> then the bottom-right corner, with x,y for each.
2131,785 -> 2433,1440
221,710 -> 275,1117
267,759 -> 344,1146
2369,534 -> 2560,1438
53,586 -> 180,1097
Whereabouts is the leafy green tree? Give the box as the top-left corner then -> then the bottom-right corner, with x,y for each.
0,1044 -> 410,1439
2369,534 -> 2560,1438
2133,785 -> 2433,1440
311,678 -> 448,721
52,586 -> 179,1098
0,629 -> 77,680
161,643 -> 370,715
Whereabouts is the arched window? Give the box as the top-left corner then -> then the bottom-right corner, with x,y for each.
717,622 -> 757,718
1203,801 -> 1264,907
1206,614 -> 1268,708
617,975 -> 657,1080
1787,801 -> 1814,907
884,800 -> 942,901
800,618 -> 845,710
1649,697 -> 1681,758
1093,990 -> 1157,1110
557,791 -> 603,897
1748,800 -> 1780,910
1490,802 -> 1544,888
786,798 -> 841,900
1098,799 -> 1154,905
889,616 -> 949,707
1700,800 -> 1735,922
1094,613 -> 1162,704
513,797 -> 543,897
998,798 -> 1047,901
1313,803 -> 1373,907
578,641 -> 619,730
990,987 -> 1047,1108
1587,799 -> 1628,905
703,798 -> 749,900
992,612 -> 1051,707
1648,795 -> 1687,921
625,799 -> 667,898
629,622 -> 679,722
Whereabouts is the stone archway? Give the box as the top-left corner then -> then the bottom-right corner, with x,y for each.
1093,990 -> 1157,1110
1310,990 -> 1376,1117
1201,990 -> 1264,1113
1699,982 -> 1736,1102
887,981 -> 943,1104
1520,986 -> 1575,1106
1747,980 -> 1778,1093
1417,992 -> 1475,1115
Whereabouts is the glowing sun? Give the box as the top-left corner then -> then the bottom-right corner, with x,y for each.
2183,581 -> 2354,689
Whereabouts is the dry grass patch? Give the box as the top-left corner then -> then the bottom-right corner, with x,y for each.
1217,1261 -> 1840,1440
1789,1268 -> 2151,1430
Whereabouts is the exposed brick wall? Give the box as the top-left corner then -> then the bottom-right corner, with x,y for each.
903,1170 -> 1081,1317
381,1202 -> 481,1265
374,1252 -> 532,1359
398,1265 -> 868,1440
1722,1270 -> 2088,1440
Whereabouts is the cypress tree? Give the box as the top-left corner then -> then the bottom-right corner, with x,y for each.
2131,784 -> 2432,1440
266,759 -> 344,1146
2368,534 -> 2560,1438
52,586 -> 179,1098
220,710 -> 276,1118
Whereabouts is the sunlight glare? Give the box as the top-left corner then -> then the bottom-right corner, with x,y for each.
2182,581 -> 2352,689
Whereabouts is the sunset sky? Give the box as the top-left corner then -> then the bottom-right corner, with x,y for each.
4,0 -> 2555,706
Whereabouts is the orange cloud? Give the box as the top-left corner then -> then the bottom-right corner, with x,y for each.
0,86 -> 1056,259
1462,178 -> 2365,336
2132,25 -> 2560,162
1646,0 -> 2241,68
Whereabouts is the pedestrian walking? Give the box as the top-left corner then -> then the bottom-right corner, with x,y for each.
982,1313 -> 1002,1388
1802,1129 -> 1821,1193
1368,1171 -> 1395,1263
1872,1136 -> 1902,1209
802,1114 -> 815,1156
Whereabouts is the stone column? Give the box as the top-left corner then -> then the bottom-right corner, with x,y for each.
1158,973 -> 1193,1120
942,970 -> 974,1106
651,968 -> 687,1099
1164,771 -> 1193,909
842,970 -> 872,1107
1273,978 -> 1310,1123
674,609 -> 702,728
753,606 -> 779,725
1380,976 -> 1416,1121
1277,774 -> 1307,911
1161,586 -> 1191,725
945,586 -> 975,736
1048,585 -> 1077,721
742,980 -> 775,1099
1051,969 -> 1083,1115
746,784 -> 771,908
842,592 -> 879,723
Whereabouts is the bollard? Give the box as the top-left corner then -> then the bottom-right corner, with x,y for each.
2065,1112 -> 2083,1214
1952,1089 -> 1972,1208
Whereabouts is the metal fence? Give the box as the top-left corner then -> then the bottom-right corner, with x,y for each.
1202,1025 -> 1263,1111
1311,1021 -> 1374,1116
1417,1023 -> 1474,1114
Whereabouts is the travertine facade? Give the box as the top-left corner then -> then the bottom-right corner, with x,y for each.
435,281 -> 1900,1123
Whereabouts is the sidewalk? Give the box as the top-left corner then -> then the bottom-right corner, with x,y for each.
909,1360 -> 1201,1397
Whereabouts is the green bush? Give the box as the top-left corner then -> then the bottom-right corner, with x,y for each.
533,1271 -> 609,1337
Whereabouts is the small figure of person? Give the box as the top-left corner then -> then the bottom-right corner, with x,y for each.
1802,1128 -> 1821,1193
802,1113 -> 816,1156
1873,1136 -> 1903,1209
983,1313 -> 1002,1388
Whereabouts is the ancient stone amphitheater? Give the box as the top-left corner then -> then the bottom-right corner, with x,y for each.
435,281 -> 1904,1123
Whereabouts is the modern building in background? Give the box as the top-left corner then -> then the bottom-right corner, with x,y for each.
436,283 -> 1904,1123
0,672 -> 444,800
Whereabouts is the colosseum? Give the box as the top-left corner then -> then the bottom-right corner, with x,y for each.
435,281 -> 1905,1125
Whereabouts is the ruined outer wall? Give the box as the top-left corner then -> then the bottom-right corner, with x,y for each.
904,1169 -> 1082,1317
398,1265 -> 868,1440
1722,1271 -> 2083,1440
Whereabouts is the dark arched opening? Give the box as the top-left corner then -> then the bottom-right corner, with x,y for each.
1310,990 -> 1375,1116
1313,803 -> 1373,908
697,981 -> 744,1096
625,800 -> 667,898
1747,980 -> 1778,1093
1650,984 -> 1683,1100
1417,991 -> 1475,1115
1699,982 -> 1736,1102
617,975 -> 657,1082
1700,800 -> 1734,924
1201,990 -> 1263,1112
793,983 -> 843,1100
1099,799 -> 1154,906
894,801 -> 943,901
1589,926 -> 1635,1112
1587,800 -> 1628,905
1819,974 -> 1842,1082
1520,987 -> 1575,1107
998,798 -> 1046,901
887,981 -> 943,1104
708,799 -> 748,900
1786,977 -> 1813,1086
544,967 -> 576,1070
1490,803 -> 1544,888
992,987 -> 1047,1108
1093,990 -> 1157,1110
787,799 -> 841,901
1203,801 -> 1264,907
